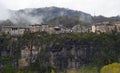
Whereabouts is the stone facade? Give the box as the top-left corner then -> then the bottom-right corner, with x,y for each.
114,23 -> 120,32
91,24 -> 119,33
29,24 -> 42,33
1,23 -> 120,36
1,26 -> 29,35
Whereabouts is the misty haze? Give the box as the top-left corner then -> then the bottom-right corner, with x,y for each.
0,0 -> 120,73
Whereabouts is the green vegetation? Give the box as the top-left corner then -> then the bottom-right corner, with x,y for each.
0,32 -> 120,73
93,15 -> 120,23
1,64 -> 15,73
67,65 -> 99,73
101,63 -> 120,73
46,16 -> 91,28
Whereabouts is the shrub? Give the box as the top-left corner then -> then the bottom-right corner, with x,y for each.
101,63 -> 120,73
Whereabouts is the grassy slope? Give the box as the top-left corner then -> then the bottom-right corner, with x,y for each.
67,66 -> 99,73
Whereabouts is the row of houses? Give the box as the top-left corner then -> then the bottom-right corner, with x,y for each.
71,22 -> 120,33
91,23 -> 120,33
0,26 -> 28,35
0,22 -> 120,36
0,24 -> 64,36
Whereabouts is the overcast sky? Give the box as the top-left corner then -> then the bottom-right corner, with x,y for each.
0,0 -> 120,17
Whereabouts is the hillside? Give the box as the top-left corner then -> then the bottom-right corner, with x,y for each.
93,15 -> 120,23
1,7 -> 120,27
7,7 -> 92,25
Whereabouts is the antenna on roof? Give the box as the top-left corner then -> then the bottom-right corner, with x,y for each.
94,11 -> 96,17
93,11 -> 96,24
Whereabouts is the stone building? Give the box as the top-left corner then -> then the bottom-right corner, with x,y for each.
1,26 -> 29,36
114,22 -> 120,32
91,24 -> 116,33
29,24 -> 55,34
29,24 -> 42,33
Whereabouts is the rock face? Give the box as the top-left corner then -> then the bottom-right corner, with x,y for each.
72,25 -> 90,33
49,45 -> 91,69
19,46 -> 40,67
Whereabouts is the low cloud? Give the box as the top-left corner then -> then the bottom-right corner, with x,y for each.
0,3 -> 43,25
0,3 -> 10,20
9,11 -> 43,25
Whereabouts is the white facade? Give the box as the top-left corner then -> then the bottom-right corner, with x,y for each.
114,23 -> 120,32
92,25 -> 96,33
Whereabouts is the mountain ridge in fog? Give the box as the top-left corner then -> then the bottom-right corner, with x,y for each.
0,7 -> 92,25
1,7 -> 120,26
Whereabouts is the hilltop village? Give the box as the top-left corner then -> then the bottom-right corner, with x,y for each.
0,22 -> 120,36
0,22 -> 120,73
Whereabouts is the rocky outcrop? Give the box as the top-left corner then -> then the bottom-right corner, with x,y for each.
19,45 -> 40,67
72,25 -> 90,33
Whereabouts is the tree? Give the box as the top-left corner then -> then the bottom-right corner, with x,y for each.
101,63 -> 120,73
